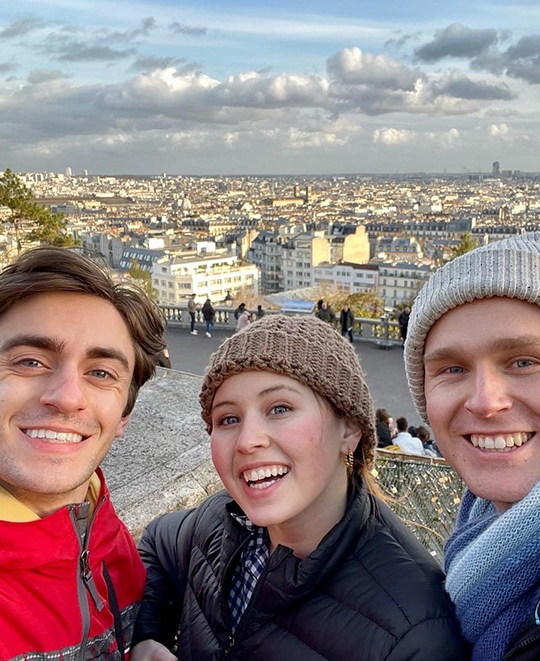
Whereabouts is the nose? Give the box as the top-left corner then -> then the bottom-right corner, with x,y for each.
464,367 -> 512,418
234,413 -> 271,454
39,365 -> 87,413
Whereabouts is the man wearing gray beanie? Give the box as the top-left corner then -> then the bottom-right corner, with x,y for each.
405,231 -> 540,661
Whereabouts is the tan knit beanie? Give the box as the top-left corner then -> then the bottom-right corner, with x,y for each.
405,231 -> 540,423
200,314 -> 377,468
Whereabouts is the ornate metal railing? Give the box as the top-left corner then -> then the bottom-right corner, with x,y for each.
374,450 -> 464,562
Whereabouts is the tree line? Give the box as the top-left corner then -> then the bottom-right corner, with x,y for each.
0,168 -> 77,253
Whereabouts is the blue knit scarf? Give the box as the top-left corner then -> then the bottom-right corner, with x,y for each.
445,481 -> 540,661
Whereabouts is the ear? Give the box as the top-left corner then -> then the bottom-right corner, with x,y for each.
339,419 -> 362,456
115,414 -> 131,438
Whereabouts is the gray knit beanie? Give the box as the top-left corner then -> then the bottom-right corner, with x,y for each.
200,314 -> 377,469
405,231 -> 540,423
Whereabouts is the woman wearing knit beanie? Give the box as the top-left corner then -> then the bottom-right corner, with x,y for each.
132,315 -> 467,661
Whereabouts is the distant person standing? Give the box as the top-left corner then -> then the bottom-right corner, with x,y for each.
234,302 -> 245,321
235,306 -> 251,332
339,304 -> 354,343
316,300 -> 336,325
188,293 -> 197,335
398,306 -> 411,344
256,304 -> 265,319
202,298 -> 215,338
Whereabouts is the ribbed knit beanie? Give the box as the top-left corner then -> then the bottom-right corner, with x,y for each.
200,314 -> 377,468
405,231 -> 540,423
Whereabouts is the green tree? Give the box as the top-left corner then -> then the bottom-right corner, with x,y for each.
25,206 -> 78,248
446,232 -> 478,262
0,168 -> 77,252
128,259 -> 156,300
327,289 -> 385,319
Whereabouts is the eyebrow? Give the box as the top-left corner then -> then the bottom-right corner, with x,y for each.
85,347 -> 131,373
424,334 -> 540,364
0,334 -> 130,373
212,384 -> 302,412
0,335 -> 65,354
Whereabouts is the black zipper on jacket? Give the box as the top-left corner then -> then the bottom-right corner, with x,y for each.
502,627 -> 540,661
219,535 -> 251,661
69,496 -> 106,661
221,558 -> 272,661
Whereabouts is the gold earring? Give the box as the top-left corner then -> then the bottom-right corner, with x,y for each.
344,451 -> 354,468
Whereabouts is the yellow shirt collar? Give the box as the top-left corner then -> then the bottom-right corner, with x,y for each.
0,472 -> 102,522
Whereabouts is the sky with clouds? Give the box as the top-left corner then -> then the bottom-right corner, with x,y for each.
1,0 -> 539,175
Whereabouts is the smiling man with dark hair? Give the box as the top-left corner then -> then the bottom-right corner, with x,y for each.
0,247 -> 165,661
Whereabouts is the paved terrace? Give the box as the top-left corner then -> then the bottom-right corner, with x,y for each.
103,318 -> 421,540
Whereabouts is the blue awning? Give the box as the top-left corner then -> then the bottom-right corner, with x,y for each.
280,299 -> 316,314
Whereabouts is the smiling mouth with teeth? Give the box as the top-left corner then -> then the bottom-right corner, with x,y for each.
242,465 -> 290,490
468,432 -> 533,452
23,429 -> 84,444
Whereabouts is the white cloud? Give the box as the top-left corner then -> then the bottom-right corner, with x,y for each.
489,122 -> 510,136
373,127 -> 415,145
427,127 -> 461,148
288,127 -> 348,149
328,47 -> 421,91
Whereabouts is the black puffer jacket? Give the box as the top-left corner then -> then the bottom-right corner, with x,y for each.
502,610 -> 540,660
134,485 -> 469,660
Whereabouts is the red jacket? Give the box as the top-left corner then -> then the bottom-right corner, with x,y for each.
0,468 -> 145,660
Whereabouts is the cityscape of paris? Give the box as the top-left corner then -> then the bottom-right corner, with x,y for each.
1,0 -> 539,311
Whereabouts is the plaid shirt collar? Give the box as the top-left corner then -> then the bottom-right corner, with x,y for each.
228,512 -> 269,632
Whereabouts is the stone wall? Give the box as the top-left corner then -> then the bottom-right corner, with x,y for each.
102,368 -> 221,540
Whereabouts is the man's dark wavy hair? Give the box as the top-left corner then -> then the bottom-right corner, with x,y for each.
0,246 -> 166,415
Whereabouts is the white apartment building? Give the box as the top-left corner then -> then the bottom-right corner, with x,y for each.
81,232 -> 124,268
378,262 -> 434,308
247,231 -> 282,293
282,232 -> 327,290
313,262 -> 379,294
281,227 -> 370,291
153,251 -> 259,306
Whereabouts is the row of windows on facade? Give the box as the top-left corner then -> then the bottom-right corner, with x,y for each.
380,279 -> 420,288
153,276 -> 250,287
159,289 -> 231,300
318,271 -> 376,279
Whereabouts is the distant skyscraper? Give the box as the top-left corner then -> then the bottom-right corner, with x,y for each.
65,167 -> 72,177
492,161 -> 500,177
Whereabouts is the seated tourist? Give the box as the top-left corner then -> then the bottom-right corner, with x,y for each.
394,416 -> 426,455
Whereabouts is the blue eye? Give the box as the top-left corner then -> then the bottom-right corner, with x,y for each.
271,404 -> 290,414
21,359 -> 42,368
515,359 -> 535,368
90,369 -> 112,379
220,415 -> 240,426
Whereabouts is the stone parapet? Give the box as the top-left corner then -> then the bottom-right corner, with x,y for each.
102,368 -> 221,540
160,303 -> 402,346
